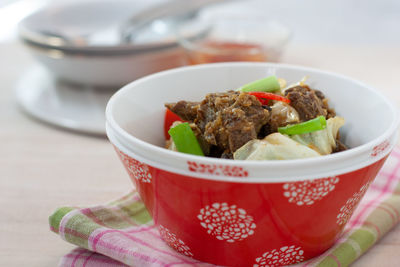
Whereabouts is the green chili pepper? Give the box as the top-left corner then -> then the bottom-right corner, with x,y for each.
239,75 -> 281,92
278,116 -> 327,135
168,123 -> 204,156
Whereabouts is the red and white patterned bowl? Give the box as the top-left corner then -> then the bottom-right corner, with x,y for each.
106,63 -> 399,266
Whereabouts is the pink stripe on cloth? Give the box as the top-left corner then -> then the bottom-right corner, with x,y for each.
327,254 -> 342,267
81,208 -> 108,226
61,227 -> 89,240
59,209 -> 82,241
390,149 -> 400,158
95,237 -> 168,266
71,248 -> 87,267
60,248 -> 128,267
382,202 -> 400,219
376,205 -> 397,225
82,252 -> 95,267
363,221 -> 382,238
127,225 -> 156,233
109,206 -> 139,225
90,228 -> 195,265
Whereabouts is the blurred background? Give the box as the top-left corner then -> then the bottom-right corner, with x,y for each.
2,0 -> 400,44
1,0 -> 398,134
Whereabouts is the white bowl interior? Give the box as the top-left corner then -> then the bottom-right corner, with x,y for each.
111,63 -> 395,151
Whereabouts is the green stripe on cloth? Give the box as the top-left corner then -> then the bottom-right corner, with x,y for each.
348,228 -> 376,253
118,201 -> 152,225
315,256 -> 339,267
108,192 -> 152,225
64,212 -> 101,249
49,207 -> 74,233
49,192 -> 152,250
87,208 -> 135,229
364,206 -> 395,238
317,242 -> 357,267
382,196 -> 400,219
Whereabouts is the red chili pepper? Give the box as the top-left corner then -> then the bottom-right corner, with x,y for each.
248,92 -> 291,104
164,109 -> 184,140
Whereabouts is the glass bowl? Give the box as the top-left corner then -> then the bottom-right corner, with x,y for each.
177,15 -> 291,65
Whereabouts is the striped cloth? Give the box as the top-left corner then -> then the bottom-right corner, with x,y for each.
50,148 -> 400,267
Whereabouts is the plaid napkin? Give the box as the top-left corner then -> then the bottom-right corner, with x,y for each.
50,148 -> 400,267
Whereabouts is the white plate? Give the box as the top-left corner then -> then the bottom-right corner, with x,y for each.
16,65 -> 115,135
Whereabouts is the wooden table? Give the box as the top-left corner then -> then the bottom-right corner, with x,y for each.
1,42 -> 400,266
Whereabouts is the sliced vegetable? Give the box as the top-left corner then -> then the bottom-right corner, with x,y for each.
239,75 -> 281,92
168,122 -> 204,156
164,108 -> 183,140
290,117 -> 345,155
278,116 -> 327,135
233,133 -> 321,160
270,101 -> 300,127
248,92 -> 291,105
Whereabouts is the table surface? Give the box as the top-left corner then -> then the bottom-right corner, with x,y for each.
1,42 -> 400,267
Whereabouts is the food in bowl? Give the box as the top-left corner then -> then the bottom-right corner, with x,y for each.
165,75 -> 347,160
106,63 -> 398,266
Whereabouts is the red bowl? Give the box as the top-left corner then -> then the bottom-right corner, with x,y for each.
106,63 -> 399,266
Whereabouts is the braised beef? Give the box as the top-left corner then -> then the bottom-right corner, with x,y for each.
165,101 -> 200,121
200,91 -> 269,154
221,150 -> 233,159
166,91 -> 269,156
258,123 -> 273,138
314,90 -> 336,119
285,86 -> 328,121
189,123 -> 211,155
333,139 -> 348,153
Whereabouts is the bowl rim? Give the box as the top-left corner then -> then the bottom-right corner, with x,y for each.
19,33 -> 181,56
106,62 -> 400,182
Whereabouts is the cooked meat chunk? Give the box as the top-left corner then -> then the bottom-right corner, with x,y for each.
285,86 -> 328,121
220,108 -> 258,152
221,150 -> 233,159
189,123 -> 210,155
333,139 -> 348,153
258,123 -> 273,138
314,90 -> 325,100
196,91 -> 239,132
165,101 -> 200,121
314,90 -> 336,119
196,91 -> 269,155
